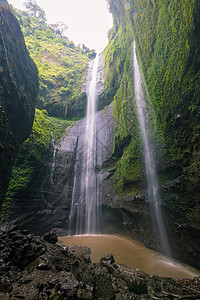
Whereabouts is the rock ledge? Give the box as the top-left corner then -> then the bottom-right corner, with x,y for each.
0,226 -> 200,299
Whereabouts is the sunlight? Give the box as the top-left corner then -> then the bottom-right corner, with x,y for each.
8,0 -> 113,52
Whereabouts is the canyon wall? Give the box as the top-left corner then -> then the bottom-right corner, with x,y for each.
100,0 -> 200,268
0,0 -> 38,207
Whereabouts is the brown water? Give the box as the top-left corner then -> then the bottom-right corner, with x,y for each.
58,234 -> 200,279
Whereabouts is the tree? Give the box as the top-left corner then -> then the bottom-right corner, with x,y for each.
48,22 -> 69,37
24,0 -> 46,22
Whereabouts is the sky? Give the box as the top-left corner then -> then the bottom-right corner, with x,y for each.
7,0 -> 113,53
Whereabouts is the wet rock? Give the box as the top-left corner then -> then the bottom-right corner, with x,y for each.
43,232 -> 58,244
0,227 -> 200,299
100,253 -> 115,264
0,228 -> 46,271
100,253 -> 115,273
8,224 -> 19,233
0,2 -> 38,206
93,266 -> 115,299
59,273 -> 79,297
68,245 -> 91,263
36,262 -> 50,271
123,274 -> 148,294
0,276 -> 12,293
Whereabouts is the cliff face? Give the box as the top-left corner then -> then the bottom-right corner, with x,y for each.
14,7 -> 91,119
0,0 -> 38,206
9,103 -> 114,236
3,0 -> 200,269
132,0 -> 200,231
100,0 -> 200,268
8,58 -> 115,236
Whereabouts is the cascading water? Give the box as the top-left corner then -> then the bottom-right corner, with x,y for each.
70,56 -> 100,235
133,41 -> 170,256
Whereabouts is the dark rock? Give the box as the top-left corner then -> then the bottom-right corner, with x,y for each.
8,225 -> 19,232
123,274 -> 148,294
0,228 -> 200,299
9,103 -> 114,237
0,1 -> 38,206
100,253 -> 115,264
100,253 -> 115,273
43,232 -> 58,244
36,262 -> 50,270
0,228 -> 45,271
93,266 -> 115,299
0,276 -> 12,293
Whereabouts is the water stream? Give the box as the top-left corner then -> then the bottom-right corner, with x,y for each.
133,41 -> 170,255
70,56 -> 100,234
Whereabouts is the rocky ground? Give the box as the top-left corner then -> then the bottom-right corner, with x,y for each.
0,226 -> 200,299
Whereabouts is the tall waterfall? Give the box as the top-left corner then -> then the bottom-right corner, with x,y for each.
133,42 -> 170,255
70,56 -> 100,235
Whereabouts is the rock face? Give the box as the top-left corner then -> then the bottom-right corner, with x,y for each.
100,183 -> 200,269
0,0 -> 38,206
10,103 -> 114,236
0,226 -> 200,300
10,60 -> 114,236
7,43 -> 200,270
5,6 -> 200,273
99,0 -> 200,270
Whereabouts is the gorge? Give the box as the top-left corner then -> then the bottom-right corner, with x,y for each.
0,0 -> 38,210
1,0 -> 200,297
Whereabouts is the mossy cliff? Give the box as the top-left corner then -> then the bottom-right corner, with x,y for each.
131,0 -> 200,228
14,7 -> 92,118
1,0 -> 200,268
1,109 -> 74,228
100,0 -> 200,266
0,0 -> 38,207
100,0 -> 142,196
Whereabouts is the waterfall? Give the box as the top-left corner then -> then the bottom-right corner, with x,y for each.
70,56 -> 100,235
133,42 -> 170,256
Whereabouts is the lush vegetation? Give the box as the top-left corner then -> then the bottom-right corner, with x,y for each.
105,0 -> 200,227
130,0 -> 200,227
100,2 -> 142,195
3,0 -> 200,230
0,109 -> 74,223
13,3 -> 95,118
132,0 -> 200,162
1,0 -> 93,221
0,3 -> 38,209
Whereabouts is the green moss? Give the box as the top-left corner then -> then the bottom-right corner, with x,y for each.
102,5 -> 142,194
105,0 -> 200,223
132,0 -> 200,165
0,109 -> 74,223
13,8 -> 91,118
114,140 -> 142,194
104,106 -> 109,118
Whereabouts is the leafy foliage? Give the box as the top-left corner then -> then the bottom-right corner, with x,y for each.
130,0 -> 200,226
131,0 -> 200,164
0,109 -> 73,222
101,6 -> 142,194
24,0 -> 46,21
106,0 -> 200,226
14,5 -> 96,118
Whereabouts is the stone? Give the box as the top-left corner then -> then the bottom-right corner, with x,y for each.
43,232 -> 58,244
100,253 -> 115,264
0,276 -> 12,293
0,1 -> 38,206
0,219 -> 200,299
